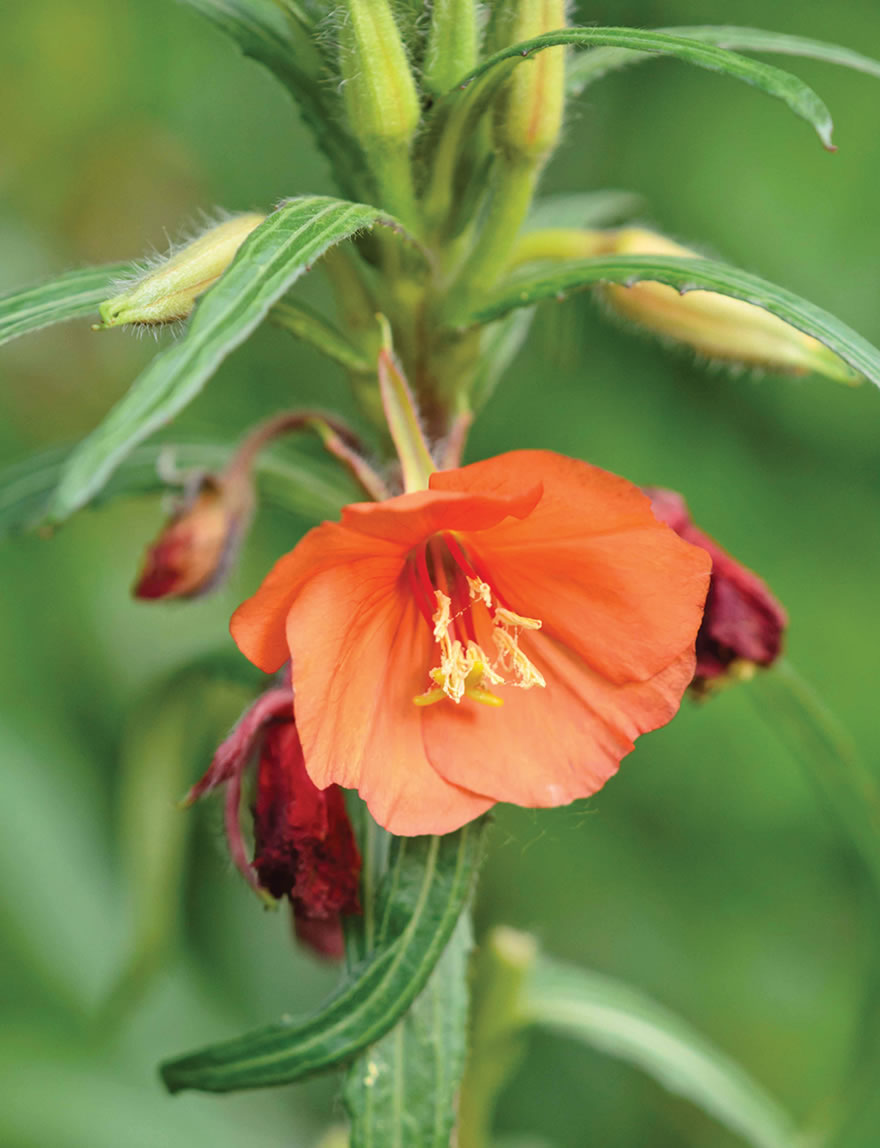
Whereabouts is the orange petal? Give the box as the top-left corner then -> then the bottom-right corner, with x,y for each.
341,485 -> 542,548
286,559 -> 495,835
230,521 -> 401,672
422,626 -> 695,806
436,450 -> 710,683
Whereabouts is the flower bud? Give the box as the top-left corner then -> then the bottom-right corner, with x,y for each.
97,212 -> 265,329
646,487 -> 787,695
603,228 -> 861,384
492,1 -> 567,164
133,471 -> 254,600
338,0 -> 420,154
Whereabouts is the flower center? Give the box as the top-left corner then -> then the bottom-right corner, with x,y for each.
408,533 -> 545,707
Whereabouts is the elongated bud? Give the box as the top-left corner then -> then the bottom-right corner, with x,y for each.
97,212 -> 265,329
134,470 -> 254,600
492,1 -> 567,164
646,487 -> 787,696
338,0 -> 420,154
604,228 -> 861,384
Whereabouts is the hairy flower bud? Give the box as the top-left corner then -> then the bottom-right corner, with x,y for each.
646,487 -> 787,694
133,471 -> 254,600
97,212 -> 265,329
492,1 -> 567,164
603,228 -> 861,384
338,0 -> 420,154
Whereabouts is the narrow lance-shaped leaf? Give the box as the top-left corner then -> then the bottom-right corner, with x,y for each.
446,27 -> 836,149
0,440 -> 357,542
567,25 -> 880,95
343,916 -> 473,1148
0,263 -> 131,347
453,254 -> 880,390
45,196 -> 398,526
160,820 -> 485,1094
527,957 -> 799,1148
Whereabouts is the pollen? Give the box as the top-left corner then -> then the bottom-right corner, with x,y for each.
412,541 -> 546,708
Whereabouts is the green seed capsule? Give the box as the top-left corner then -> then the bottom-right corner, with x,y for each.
96,212 -> 265,329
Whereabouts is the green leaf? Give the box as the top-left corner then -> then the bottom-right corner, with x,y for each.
0,439 -> 357,541
453,254 -> 879,388
526,191 -> 646,232
449,27 -> 836,149
0,263 -> 130,346
44,196 -> 395,527
567,25 -> 880,95
343,915 -> 473,1148
160,820 -> 485,1093
527,957 -> 799,1148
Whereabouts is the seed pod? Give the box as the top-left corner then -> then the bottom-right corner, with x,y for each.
97,212 -> 265,329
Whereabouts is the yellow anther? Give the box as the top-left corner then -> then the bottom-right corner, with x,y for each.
493,627 -> 546,690
494,605 -> 542,631
467,577 -> 493,609
432,590 -> 452,643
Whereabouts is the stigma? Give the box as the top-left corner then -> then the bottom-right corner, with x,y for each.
409,534 -> 545,708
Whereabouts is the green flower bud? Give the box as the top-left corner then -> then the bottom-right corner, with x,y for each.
492,1 -> 567,165
338,0 -> 420,154
96,212 -> 265,329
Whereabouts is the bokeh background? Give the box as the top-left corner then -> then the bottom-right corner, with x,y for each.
2,1 -> 879,1145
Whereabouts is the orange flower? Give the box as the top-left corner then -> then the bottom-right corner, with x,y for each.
231,450 -> 711,835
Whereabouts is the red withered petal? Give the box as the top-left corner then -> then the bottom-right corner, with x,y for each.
253,721 -> 361,915
423,626 -> 695,805
645,487 -> 787,683
285,559 -> 495,835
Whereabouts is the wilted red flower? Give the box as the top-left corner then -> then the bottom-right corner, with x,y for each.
134,472 -> 254,600
645,487 -> 787,693
188,687 -> 361,960
252,718 -> 361,958
230,450 -> 712,835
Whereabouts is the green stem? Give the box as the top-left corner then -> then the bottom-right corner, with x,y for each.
457,927 -> 537,1148
270,300 -> 374,373
453,158 -> 538,309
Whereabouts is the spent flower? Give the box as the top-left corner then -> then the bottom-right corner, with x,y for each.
646,487 -> 787,694
188,686 -> 361,960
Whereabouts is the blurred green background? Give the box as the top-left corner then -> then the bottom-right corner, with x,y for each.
2,2 -> 879,1145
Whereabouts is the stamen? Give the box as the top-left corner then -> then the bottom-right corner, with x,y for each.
467,576 -> 493,609
410,535 -> 546,706
495,605 -> 542,631
493,627 -> 546,690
